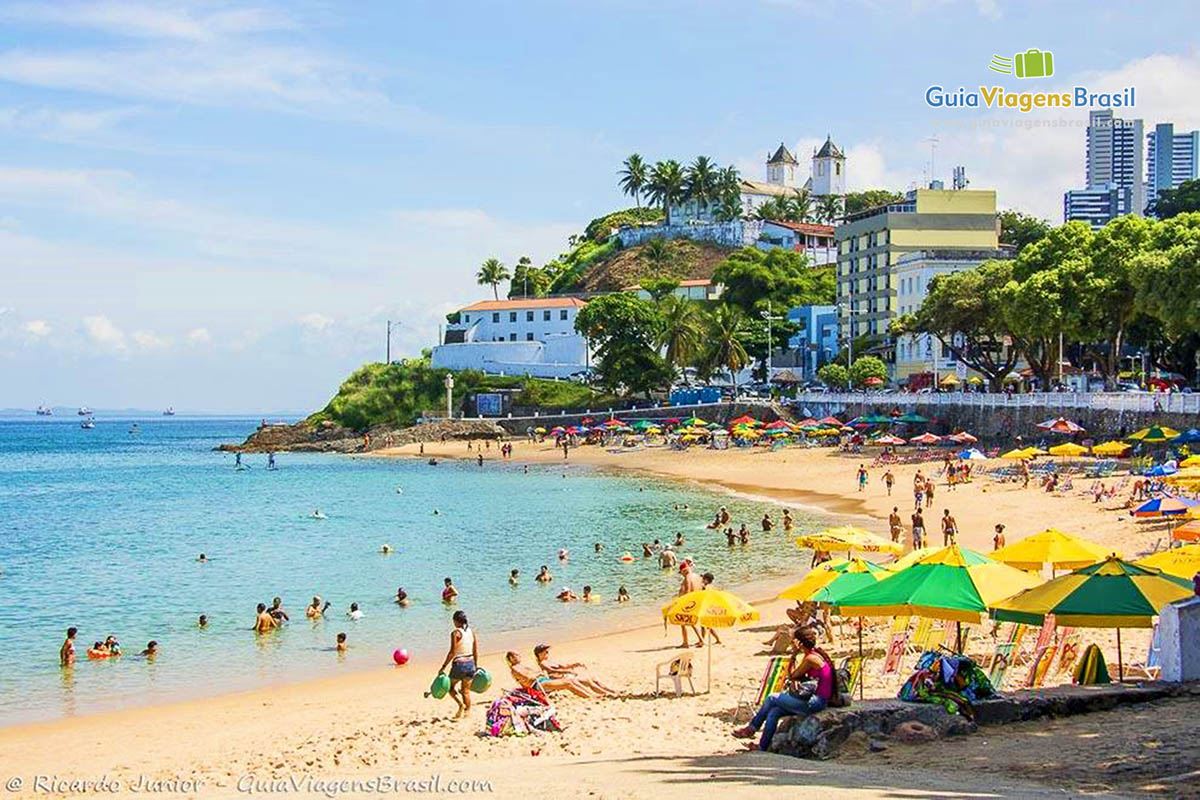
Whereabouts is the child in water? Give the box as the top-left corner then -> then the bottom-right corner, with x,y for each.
442,578 -> 458,604
616,586 -> 630,603
335,632 -> 348,653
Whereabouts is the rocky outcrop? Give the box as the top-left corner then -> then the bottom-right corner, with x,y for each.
769,681 -> 1199,760
218,419 -> 506,454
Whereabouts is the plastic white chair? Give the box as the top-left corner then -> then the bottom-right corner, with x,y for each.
654,652 -> 696,697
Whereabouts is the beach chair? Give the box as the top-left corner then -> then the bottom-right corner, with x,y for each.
988,642 -> 1016,690
1022,643 -> 1058,688
1126,624 -> 1163,680
880,616 -> 912,675
654,651 -> 697,698
841,655 -> 863,701
1054,629 -> 1082,678
734,655 -> 790,719
905,617 -> 937,658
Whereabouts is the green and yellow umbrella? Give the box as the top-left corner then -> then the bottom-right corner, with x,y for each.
795,525 -> 904,556
832,544 -> 1042,627
886,546 -> 939,571
990,528 -> 1113,573
1134,544 -> 1200,580
778,558 -> 892,604
1127,425 -> 1181,443
662,588 -> 759,692
989,556 -> 1192,679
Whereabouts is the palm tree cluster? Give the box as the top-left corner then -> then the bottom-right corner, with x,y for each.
654,294 -> 751,392
620,154 -> 742,225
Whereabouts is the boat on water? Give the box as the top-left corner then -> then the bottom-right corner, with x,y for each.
80,418 -> 96,429
77,407 -> 93,416
163,407 -> 176,416
36,405 -> 52,416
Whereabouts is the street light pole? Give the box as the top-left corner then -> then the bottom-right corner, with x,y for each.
386,320 -> 392,365
444,373 -> 455,419
760,301 -> 785,381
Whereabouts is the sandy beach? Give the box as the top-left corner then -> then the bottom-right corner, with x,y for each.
1,441 -> 1186,798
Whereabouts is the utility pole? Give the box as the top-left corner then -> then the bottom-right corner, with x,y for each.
444,373 -> 454,419
760,301 -> 784,380
386,320 -> 392,364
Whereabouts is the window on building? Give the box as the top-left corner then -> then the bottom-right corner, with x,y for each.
492,312 -> 500,323
560,310 -> 568,320
509,312 -> 517,322
543,310 -> 550,321
509,333 -> 516,341
526,332 -> 534,341
526,311 -> 534,322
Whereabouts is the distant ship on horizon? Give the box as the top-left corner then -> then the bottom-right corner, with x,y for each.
36,405 -> 52,416
77,407 -> 93,416
163,407 -> 176,416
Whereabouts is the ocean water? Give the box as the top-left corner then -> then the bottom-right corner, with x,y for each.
0,417 -> 830,725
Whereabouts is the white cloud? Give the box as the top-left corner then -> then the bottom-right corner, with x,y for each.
186,327 -> 212,345
3,2 -> 296,42
0,105 -> 143,138
298,312 -> 334,333
81,314 -> 127,352
23,319 -> 50,337
132,330 -> 173,350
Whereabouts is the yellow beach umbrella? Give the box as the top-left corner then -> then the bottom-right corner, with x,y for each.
1024,446 -> 1048,456
1048,442 -> 1089,457
778,558 -> 892,603
1134,544 -> 1200,579
990,528 -> 1113,572
887,546 -> 939,571
1093,441 -> 1132,457
662,588 -> 760,691
1001,448 -> 1032,460
940,373 -> 960,386
1164,466 -> 1200,487
1181,455 -> 1200,468
795,525 -> 904,556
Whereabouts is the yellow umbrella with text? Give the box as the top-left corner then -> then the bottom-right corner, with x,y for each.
662,588 -> 759,692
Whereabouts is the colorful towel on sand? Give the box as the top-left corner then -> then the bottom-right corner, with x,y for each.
898,651 -> 994,720
484,686 -> 562,737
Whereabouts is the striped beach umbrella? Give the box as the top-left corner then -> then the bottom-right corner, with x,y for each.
1127,425 -> 1181,443
1133,496 -> 1200,518
989,556 -> 1192,678
1037,417 -> 1086,434
778,558 -> 893,604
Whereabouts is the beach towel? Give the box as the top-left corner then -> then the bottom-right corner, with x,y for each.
898,651 -> 993,719
484,686 -> 561,737
1072,644 -> 1110,685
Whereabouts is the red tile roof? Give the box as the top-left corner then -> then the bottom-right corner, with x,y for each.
763,220 -> 836,235
460,297 -> 587,312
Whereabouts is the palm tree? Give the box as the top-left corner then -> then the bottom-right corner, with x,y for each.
685,155 -> 719,216
657,294 -> 703,370
787,189 -> 813,223
476,257 -> 510,300
815,195 -> 842,225
704,304 -> 750,395
644,160 -> 685,225
753,196 -> 787,222
641,237 -> 675,272
714,194 -> 743,222
618,154 -> 647,209
718,165 -> 741,199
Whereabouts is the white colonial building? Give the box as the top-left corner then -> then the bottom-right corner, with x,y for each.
431,297 -> 591,378
755,220 -> 837,265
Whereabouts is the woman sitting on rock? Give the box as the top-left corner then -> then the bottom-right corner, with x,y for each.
732,627 -> 836,751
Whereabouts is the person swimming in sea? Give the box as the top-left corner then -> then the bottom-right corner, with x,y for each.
306,595 -> 331,619
581,585 -> 598,602
235,452 -> 242,468
536,565 -> 552,583
198,614 -> 208,628
139,641 -> 158,658
674,532 -> 685,547
558,548 -> 569,562
509,569 -> 520,586
335,632 -> 348,653
347,602 -> 363,620
197,553 -> 208,562
641,543 -> 653,557
396,587 -> 410,607
380,544 -> 393,554
310,509 -> 326,520
725,527 -> 736,546
556,587 -> 578,602
782,509 -> 793,532
441,577 -> 458,604
268,596 -> 289,624
267,452 -> 276,470
616,586 -> 630,603
594,542 -> 603,553
60,627 -> 77,667
738,523 -> 750,544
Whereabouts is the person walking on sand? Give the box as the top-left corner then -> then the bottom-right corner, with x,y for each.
993,524 -> 1006,551
889,507 -> 903,544
884,469 -> 894,496
913,471 -> 925,511
60,626 -> 77,667
911,509 -> 926,550
941,509 -> 958,546
1020,459 -> 1030,489
677,561 -> 704,648
856,464 -> 868,492
924,477 -> 935,509
437,610 -> 479,719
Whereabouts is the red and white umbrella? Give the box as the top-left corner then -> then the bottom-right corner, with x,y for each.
949,431 -> 978,444
909,432 -> 942,445
874,435 -> 906,446
1036,417 -> 1085,435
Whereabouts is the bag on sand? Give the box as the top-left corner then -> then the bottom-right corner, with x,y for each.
827,663 -> 853,708
1072,644 -> 1110,685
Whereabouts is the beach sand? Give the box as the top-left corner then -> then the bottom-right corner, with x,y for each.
0,442 -> 1183,798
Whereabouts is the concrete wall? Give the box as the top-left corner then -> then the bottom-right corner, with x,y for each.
430,338 -> 587,379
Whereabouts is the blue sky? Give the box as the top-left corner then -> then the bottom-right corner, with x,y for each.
1,0 -> 1197,413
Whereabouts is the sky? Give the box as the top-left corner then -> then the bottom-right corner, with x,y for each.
1,0 -> 1197,413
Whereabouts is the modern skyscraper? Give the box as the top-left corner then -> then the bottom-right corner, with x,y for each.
1146,122 -> 1200,210
1065,110 -> 1144,226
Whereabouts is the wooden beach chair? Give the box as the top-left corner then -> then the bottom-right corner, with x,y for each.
734,655 -> 790,719
841,655 -> 864,701
988,642 -> 1016,690
1054,629 -> 1082,678
654,651 -> 696,698
880,616 -> 912,675
905,618 -> 936,658
1023,643 -> 1058,688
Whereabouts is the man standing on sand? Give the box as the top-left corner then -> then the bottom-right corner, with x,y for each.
857,464 -> 868,492
678,561 -> 704,648
889,507 -> 903,543
884,469 -> 894,496
993,524 -> 1006,550
913,470 -> 925,510
60,626 -> 77,666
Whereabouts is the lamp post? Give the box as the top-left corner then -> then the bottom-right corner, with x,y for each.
386,320 -> 394,365
837,302 -> 870,391
444,373 -> 454,419
760,301 -> 785,381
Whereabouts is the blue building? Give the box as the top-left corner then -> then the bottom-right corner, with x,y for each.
787,304 -> 838,381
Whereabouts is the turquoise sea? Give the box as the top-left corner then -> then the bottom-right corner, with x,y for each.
0,417 -> 828,725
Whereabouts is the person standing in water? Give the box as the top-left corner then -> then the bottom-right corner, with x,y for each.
437,610 -> 479,719
254,603 -> 277,633
442,577 -> 459,604
60,627 -> 77,667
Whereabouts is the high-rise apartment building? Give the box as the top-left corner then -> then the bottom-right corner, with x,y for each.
1147,122 -> 1199,209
